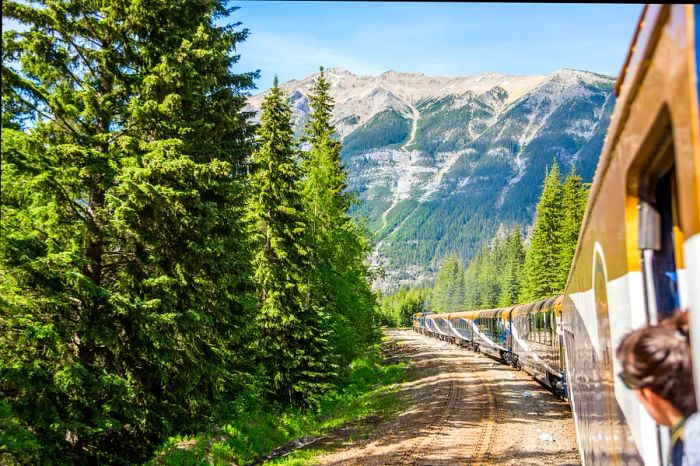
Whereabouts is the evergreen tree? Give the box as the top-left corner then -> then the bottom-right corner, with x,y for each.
479,235 -> 508,308
433,253 -> 465,312
378,287 -> 427,327
1,1 -> 257,462
558,166 -> 589,289
301,67 -> 379,367
464,251 -> 483,309
248,79 -> 332,406
520,163 -> 564,301
499,227 -> 526,306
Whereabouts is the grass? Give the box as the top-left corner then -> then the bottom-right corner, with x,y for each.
150,346 -> 407,466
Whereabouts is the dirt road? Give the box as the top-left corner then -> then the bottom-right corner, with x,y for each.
315,329 -> 580,465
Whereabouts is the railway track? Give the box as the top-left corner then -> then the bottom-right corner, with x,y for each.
399,346 -> 499,466
313,330 -> 579,466
399,367 -> 460,465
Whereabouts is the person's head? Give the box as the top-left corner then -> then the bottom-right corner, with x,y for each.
616,310 -> 697,426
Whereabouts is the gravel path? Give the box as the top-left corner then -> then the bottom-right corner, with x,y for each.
314,329 -> 581,466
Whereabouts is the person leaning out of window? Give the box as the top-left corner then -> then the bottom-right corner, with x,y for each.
617,310 -> 699,466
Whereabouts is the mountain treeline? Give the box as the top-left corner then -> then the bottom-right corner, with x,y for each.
442,163 -> 588,310
0,2 -> 378,463
380,163 -> 589,320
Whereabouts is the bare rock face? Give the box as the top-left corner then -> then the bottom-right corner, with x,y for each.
246,68 -> 615,292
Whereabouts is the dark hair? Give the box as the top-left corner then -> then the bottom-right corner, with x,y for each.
616,310 -> 697,417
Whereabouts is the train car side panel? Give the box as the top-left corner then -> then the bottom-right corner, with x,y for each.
564,5 -> 700,465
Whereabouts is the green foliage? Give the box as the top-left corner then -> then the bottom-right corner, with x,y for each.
2,1 -> 257,463
520,163 -> 564,301
379,198 -> 500,280
379,287 -> 428,327
432,253 -> 465,312
341,109 -> 411,158
151,349 -> 406,466
519,164 -> 589,301
461,226 -> 525,310
248,79 -> 332,406
499,228 -> 526,306
558,166 -> 589,286
301,67 -> 381,372
438,166 -> 585,312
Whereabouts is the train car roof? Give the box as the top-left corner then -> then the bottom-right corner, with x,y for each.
511,295 -> 564,317
449,307 -> 513,320
426,312 -> 451,320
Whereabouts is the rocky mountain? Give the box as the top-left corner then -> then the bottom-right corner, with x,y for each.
247,68 -> 615,291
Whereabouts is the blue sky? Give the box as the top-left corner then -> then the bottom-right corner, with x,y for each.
232,2 -> 643,94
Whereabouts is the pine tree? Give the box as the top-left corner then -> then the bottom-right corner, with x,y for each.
301,67 -> 379,367
520,163 -> 564,301
2,1 -> 257,462
558,166 -> 589,289
464,251 -> 484,309
248,79 -> 331,406
398,288 -> 427,327
433,253 -> 465,312
480,235 -> 508,308
499,227 -> 526,306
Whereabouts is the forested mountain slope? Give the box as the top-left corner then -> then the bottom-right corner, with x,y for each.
247,68 -> 615,290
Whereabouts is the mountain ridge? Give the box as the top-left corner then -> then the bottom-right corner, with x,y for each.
246,68 -> 615,291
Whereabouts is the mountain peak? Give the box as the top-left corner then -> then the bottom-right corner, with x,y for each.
324,67 -> 354,75
381,70 -> 426,78
552,68 -> 615,81
245,67 -> 616,291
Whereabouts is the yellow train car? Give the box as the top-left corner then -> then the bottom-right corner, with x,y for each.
562,5 -> 700,465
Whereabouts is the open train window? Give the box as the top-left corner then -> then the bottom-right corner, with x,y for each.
638,130 -> 681,322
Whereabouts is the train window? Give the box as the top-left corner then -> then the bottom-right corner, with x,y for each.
539,312 -> 546,344
638,130 -> 680,322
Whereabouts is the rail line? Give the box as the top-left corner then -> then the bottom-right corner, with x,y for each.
314,330 -> 579,465
398,340 -> 500,465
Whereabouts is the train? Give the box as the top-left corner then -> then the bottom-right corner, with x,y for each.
413,296 -> 567,398
416,5 -> 700,466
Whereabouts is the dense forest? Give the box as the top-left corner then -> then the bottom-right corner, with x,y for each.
379,163 -> 589,321
1,2 -> 379,463
2,1 -> 598,463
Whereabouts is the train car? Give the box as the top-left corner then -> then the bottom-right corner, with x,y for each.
562,5 -> 700,465
510,296 -> 566,395
431,312 -> 453,341
420,312 -> 452,340
448,310 -> 476,348
413,312 -> 433,335
471,308 -> 513,362
422,312 -> 441,336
